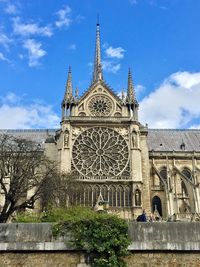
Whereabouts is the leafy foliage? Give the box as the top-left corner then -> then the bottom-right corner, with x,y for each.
16,207 -> 129,267
15,207 -> 130,266
52,207 -> 130,267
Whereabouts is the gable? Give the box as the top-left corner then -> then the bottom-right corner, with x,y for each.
77,81 -> 123,117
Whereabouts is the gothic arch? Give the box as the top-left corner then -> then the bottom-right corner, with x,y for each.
116,185 -> 124,207
125,185 -> 132,207
182,168 -> 192,181
109,185 -> 116,207
101,185 -> 109,202
152,195 -> 162,217
134,189 -> 141,206
159,166 -> 167,186
179,180 -> 191,213
93,185 -> 100,206
180,168 -> 195,212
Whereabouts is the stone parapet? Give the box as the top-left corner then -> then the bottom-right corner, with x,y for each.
0,222 -> 199,251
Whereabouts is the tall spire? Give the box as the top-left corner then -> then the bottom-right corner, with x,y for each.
126,68 -> 138,104
93,18 -> 103,82
63,66 -> 73,103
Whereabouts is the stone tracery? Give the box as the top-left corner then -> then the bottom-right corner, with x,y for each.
72,127 -> 129,178
88,95 -> 113,116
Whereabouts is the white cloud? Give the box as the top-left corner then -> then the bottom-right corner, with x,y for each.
0,92 -> 21,103
55,6 -> 72,28
5,3 -> 18,14
105,46 -> 125,59
23,39 -> 46,67
68,43 -> 76,50
139,71 -> 200,128
12,17 -> 53,37
0,92 -> 60,129
102,61 -> 120,73
0,33 -> 12,50
135,84 -> 145,94
170,72 -> 200,89
0,52 -> 9,62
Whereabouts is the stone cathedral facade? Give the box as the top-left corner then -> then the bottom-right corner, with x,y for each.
2,23 -> 200,220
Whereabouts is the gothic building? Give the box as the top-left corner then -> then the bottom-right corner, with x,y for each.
1,23 -> 200,220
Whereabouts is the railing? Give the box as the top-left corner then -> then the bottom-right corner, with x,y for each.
63,116 -> 134,122
73,175 -> 132,181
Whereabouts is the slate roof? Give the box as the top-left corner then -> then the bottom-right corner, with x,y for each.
1,128 -> 200,152
148,129 -> 200,152
0,129 -> 56,147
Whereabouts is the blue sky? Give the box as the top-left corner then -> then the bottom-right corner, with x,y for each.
0,0 -> 200,129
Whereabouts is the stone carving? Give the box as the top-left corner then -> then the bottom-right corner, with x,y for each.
131,130 -> 138,148
64,129 -> 69,147
72,127 -> 87,140
88,95 -> 113,116
72,127 -> 129,178
135,189 -> 141,206
114,128 -> 129,140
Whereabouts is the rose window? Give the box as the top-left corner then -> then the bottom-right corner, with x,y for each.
88,95 -> 113,116
72,127 -> 129,178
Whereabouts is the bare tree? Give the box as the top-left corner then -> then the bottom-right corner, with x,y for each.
40,172 -> 86,210
0,134 -> 59,223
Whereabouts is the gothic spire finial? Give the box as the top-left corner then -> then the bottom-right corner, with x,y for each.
93,18 -> 103,82
122,88 -> 125,102
126,68 -> 137,105
75,87 -> 79,98
64,66 -> 73,103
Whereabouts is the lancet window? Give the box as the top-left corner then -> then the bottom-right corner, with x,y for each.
68,184 -> 132,208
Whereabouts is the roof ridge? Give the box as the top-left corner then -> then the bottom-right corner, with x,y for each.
0,129 -> 57,132
149,129 -> 200,131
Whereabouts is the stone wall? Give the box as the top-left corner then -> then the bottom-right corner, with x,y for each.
126,252 -> 200,267
0,222 -> 199,267
0,252 -> 200,267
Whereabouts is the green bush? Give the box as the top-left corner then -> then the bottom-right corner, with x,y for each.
15,207 -> 130,266
53,208 -> 130,267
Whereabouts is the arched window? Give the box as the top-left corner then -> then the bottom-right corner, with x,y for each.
182,168 -> 192,180
101,185 -> 108,202
93,185 -> 100,206
125,185 -> 132,207
116,185 -> 124,207
109,185 -> 117,207
135,189 -> 141,206
160,167 -> 167,181
152,196 -> 162,217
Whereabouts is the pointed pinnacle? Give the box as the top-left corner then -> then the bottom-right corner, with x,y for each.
75,87 -> 79,98
126,68 -> 137,104
93,20 -> 103,82
122,88 -> 125,101
64,66 -> 73,102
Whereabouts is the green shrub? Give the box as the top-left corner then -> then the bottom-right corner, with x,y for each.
15,207 -> 130,266
53,208 -> 130,267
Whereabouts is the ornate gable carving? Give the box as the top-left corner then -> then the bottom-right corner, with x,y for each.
77,82 -> 122,117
